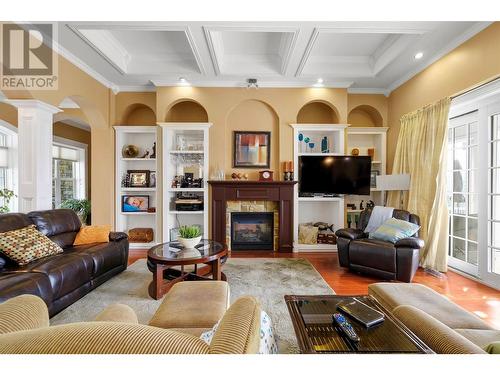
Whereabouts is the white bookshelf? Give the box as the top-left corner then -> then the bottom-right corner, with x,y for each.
290,124 -> 349,252
114,126 -> 161,249
346,127 -> 388,209
159,123 -> 211,242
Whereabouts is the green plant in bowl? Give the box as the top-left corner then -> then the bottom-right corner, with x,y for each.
178,225 -> 202,249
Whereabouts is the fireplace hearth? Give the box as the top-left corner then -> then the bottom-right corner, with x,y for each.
231,212 -> 274,250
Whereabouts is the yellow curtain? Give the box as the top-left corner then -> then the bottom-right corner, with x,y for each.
387,98 -> 451,272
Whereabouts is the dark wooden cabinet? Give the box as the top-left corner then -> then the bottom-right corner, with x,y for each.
208,180 -> 297,253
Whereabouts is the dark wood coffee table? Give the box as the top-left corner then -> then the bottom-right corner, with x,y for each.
285,295 -> 433,354
147,239 -> 227,299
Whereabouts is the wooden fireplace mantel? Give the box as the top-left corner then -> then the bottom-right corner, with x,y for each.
208,180 -> 297,253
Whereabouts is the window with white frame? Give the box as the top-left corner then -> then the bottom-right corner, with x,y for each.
0,122 -> 18,212
52,141 -> 87,208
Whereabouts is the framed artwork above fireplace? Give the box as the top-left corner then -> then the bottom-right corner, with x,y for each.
233,131 -> 271,168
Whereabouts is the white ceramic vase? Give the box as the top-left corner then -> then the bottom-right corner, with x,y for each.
178,236 -> 202,249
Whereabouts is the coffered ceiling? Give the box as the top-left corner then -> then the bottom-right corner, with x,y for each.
50,21 -> 491,95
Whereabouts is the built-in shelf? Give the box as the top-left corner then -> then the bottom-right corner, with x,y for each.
121,187 -> 157,192
347,209 -> 363,213
120,212 -> 156,216
371,160 -> 382,164
160,123 -> 211,242
120,158 -> 156,162
168,188 -> 205,192
291,124 -> 348,254
169,150 -> 204,154
297,152 -> 343,157
114,125 -> 161,247
298,196 -> 343,202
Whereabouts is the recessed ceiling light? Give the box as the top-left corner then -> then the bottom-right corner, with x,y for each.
313,78 -> 324,87
414,52 -> 424,60
178,77 -> 190,86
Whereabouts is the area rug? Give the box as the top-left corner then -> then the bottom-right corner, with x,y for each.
50,258 -> 334,353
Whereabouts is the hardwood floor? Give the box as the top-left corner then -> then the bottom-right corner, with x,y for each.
129,249 -> 500,329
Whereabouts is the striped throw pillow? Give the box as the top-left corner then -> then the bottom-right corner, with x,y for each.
369,217 -> 420,243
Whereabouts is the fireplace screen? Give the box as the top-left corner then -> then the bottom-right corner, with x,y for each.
231,212 -> 274,250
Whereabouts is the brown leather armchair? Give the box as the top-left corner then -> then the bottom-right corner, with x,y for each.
335,208 -> 424,283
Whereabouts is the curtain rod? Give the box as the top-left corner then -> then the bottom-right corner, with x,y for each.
450,75 -> 500,100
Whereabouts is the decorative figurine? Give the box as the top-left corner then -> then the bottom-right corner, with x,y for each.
150,142 -> 156,159
360,200 -> 364,210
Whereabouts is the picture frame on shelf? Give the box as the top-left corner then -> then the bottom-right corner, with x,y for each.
233,131 -> 271,168
370,170 -> 379,188
149,171 -> 156,188
128,170 -> 150,187
122,195 -> 150,212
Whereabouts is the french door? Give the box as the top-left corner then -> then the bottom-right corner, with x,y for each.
448,86 -> 500,289
485,104 -> 500,286
447,112 -> 479,276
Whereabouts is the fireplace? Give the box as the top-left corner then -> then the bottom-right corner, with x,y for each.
231,212 -> 274,250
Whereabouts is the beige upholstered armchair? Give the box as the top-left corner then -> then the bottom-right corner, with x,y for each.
0,294 -> 261,354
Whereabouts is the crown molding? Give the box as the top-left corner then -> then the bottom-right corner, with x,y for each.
386,21 -> 493,95
347,87 -> 390,96
55,37 -> 120,93
151,79 -> 353,88
116,85 -> 157,93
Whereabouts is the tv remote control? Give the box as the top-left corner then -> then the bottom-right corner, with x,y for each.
333,313 -> 360,343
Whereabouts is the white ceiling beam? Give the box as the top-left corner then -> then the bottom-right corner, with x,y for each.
371,34 -> 420,76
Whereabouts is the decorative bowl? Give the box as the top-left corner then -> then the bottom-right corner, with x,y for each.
178,235 -> 202,249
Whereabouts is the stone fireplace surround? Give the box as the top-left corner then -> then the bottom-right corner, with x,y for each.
208,180 -> 296,252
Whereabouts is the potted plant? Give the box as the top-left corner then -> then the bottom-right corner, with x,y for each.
177,225 -> 202,249
60,199 -> 91,225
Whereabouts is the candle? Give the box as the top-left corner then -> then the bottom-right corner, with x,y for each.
289,160 -> 294,172
283,161 -> 289,173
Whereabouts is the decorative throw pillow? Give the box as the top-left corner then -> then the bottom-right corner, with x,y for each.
200,310 -> 278,354
0,225 -> 63,266
484,341 -> 500,354
73,225 -> 111,246
369,217 -> 420,244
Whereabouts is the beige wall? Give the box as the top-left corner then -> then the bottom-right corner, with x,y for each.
1,52 -> 113,225
387,22 -> 500,172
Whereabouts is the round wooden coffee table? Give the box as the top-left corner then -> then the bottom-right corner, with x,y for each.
147,239 -> 228,300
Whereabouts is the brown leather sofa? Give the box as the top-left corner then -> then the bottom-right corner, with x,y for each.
335,208 -> 424,282
0,209 -> 129,316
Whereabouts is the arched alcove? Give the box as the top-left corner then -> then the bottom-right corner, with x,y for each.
297,101 -> 339,124
165,100 -> 208,122
121,103 -> 157,125
225,99 -> 279,179
347,105 -> 384,127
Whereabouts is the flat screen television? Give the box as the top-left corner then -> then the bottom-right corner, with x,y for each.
299,155 -> 372,195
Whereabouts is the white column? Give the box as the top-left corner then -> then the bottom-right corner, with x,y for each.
5,100 -> 61,212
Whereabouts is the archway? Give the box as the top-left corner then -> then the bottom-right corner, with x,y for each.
347,105 -> 384,127
296,100 -> 340,123
225,99 -> 279,180
121,103 -> 157,125
165,99 -> 208,122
